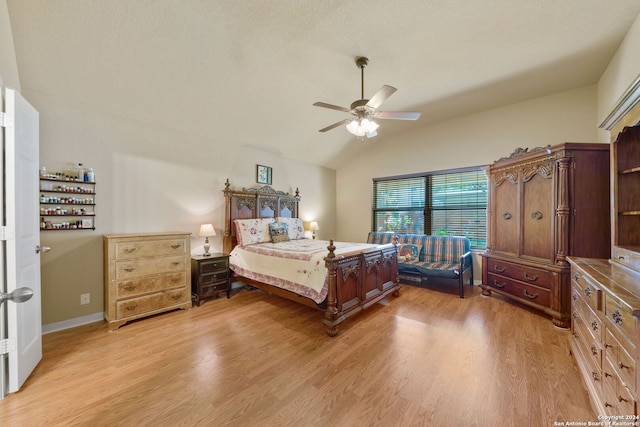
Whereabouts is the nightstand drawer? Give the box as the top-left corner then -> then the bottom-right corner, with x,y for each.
199,271 -> 229,286
198,258 -> 229,274
201,282 -> 229,298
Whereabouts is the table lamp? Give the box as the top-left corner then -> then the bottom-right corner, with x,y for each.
309,221 -> 319,239
199,223 -> 216,256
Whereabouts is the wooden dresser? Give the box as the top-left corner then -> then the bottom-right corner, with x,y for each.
568,257 -> 640,416
481,143 -> 610,328
103,232 -> 192,330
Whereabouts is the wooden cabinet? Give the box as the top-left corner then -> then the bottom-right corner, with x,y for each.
568,257 -> 640,416
103,232 -> 192,330
481,143 -> 610,328
191,254 -> 230,306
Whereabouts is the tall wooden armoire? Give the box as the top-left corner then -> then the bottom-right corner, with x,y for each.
481,143 -> 610,328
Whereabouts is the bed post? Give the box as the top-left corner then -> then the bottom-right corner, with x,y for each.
323,240 -> 340,337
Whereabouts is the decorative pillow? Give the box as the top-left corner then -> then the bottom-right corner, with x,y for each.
234,218 -> 275,246
398,244 -> 421,262
276,217 -> 305,240
269,222 -> 290,243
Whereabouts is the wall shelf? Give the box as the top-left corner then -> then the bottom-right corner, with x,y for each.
40,173 -> 96,231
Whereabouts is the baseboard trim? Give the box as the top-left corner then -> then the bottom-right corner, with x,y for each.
42,312 -> 104,334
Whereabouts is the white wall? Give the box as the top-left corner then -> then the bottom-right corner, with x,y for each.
0,0 -> 19,89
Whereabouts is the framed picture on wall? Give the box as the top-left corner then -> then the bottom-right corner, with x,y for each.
257,164 -> 272,185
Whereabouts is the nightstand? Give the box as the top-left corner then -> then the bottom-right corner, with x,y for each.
191,253 -> 230,306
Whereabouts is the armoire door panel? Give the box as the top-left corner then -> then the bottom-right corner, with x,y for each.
522,173 -> 553,260
493,179 -> 518,255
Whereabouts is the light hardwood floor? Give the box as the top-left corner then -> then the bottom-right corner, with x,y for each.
1,283 -> 595,426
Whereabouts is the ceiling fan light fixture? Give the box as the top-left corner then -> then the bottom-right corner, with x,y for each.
346,117 -> 379,138
314,56 -> 420,138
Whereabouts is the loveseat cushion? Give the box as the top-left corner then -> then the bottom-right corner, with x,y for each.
399,260 -> 462,279
422,235 -> 469,263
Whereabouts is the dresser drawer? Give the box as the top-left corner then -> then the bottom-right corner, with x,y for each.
573,292 -> 604,345
573,311 -> 602,370
487,272 -> 551,307
116,288 -> 188,319
604,293 -> 636,347
198,270 -> 229,286
116,256 -> 185,279
602,357 -> 636,416
485,259 -> 552,289
116,272 -> 186,299
605,328 -> 636,393
115,238 -> 187,260
571,269 -> 602,313
198,258 -> 229,274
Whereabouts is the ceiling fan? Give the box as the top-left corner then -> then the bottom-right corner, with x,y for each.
313,56 -> 421,140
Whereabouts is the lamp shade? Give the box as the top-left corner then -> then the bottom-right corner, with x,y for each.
309,221 -> 319,231
198,223 -> 216,237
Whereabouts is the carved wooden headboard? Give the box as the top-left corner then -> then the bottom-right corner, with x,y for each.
222,178 -> 300,254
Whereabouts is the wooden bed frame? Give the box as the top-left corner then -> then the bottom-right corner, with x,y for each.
222,179 -> 400,336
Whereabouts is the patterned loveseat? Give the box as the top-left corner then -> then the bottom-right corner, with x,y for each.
367,232 -> 473,298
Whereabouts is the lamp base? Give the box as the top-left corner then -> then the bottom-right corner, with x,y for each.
203,240 -> 211,257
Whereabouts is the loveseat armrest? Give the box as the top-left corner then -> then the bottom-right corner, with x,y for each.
457,250 -> 474,298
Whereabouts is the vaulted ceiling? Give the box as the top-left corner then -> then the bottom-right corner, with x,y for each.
7,1 -> 640,169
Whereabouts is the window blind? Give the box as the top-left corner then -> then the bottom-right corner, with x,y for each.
373,168 -> 487,249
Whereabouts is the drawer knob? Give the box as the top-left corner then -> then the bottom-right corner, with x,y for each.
584,286 -> 592,297
124,285 -> 136,291
125,304 -> 137,311
124,247 -> 137,253
618,255 -> 625,260
171,244 -> 181,249
171,278 -> 181,283
591,371 -> 600,381
171,262 -> 180,266
523,289 -> 538,299
605,343 -> 613,349
612,309 -> 623,325
573,293 -> 578,302
171,294 -> 183,300
591,320 -> 598,331
494,266 -> 505,273
619,362 -> 631,370
124,267 -> 136,272
590,345 -> 597,356
572,313 -> 577,319
605,371 -> 613,378
531,211 -> 543,220
523,272 -> 539,281
574,273 -> 579,281
502,212 -> 512,220
618,395 -> 629,403
493,280 -> 505,288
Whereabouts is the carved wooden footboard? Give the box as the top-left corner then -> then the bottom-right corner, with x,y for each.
323,240 -> 400,336
223,179 -> 400,336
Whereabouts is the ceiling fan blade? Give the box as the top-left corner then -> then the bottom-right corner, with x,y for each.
319,119 -> 351,132
373,111 -> 421,120
313,102 -> 351,113
366,85 -> 397,109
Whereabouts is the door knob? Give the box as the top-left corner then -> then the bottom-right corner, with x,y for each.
35,245 -> 50,254
0,287 -> 34,306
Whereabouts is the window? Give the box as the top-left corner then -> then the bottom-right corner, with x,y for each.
372,167 -> 488,249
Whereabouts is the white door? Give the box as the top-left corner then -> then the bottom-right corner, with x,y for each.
3,87 -> 42,394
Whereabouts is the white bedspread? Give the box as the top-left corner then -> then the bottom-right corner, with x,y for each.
229,239 -> 386,304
